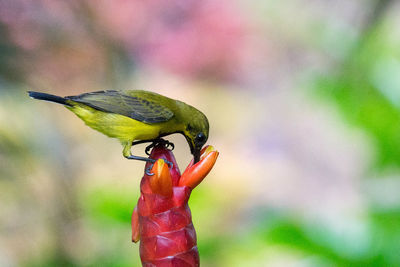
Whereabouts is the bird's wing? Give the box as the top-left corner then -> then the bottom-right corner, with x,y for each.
66,90 -> 174,123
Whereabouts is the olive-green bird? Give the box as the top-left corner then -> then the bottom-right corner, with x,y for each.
28,90 -> 209,164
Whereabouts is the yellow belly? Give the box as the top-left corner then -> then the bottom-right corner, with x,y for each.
67,104 -> 163,142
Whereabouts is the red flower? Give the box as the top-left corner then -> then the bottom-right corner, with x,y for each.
132,144 -> 218,266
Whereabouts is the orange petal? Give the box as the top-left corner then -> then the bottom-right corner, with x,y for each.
131,206 -> 140,243
149,159 -> 173,197
200,145 -> 215,160
185,145 -> 215,170
179,149 -> 219,189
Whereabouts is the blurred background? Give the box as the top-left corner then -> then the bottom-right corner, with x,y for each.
1,0 -> 400,266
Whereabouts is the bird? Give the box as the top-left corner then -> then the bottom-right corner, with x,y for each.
28,90 -> 209,165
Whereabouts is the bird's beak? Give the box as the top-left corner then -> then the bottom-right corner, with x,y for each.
193,148 -> 201,164
185,135 -> 201,164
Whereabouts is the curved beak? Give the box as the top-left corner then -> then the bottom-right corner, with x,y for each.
185,135 -> 201,164
193,148 -> 201,164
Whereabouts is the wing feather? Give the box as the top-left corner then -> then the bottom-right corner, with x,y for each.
66,90 -> 174,123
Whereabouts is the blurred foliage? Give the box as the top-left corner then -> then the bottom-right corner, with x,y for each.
0,23 -> 25,83
252,209 -> 398,267
190,207 -> 400,266
314,22 -> 400,169
83,186 -> 138,224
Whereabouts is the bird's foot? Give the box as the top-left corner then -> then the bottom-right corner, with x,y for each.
126,155 -> 156,163
145,165 -> 154,176
145,139 -> 175,156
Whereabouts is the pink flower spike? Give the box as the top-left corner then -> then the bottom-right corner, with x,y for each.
133,143 -> 218,266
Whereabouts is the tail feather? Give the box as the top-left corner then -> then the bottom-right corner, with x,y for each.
28,91 -> 72,106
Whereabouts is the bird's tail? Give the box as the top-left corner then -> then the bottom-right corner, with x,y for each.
28,91 -> 72,106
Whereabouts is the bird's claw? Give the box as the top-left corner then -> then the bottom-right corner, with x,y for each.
166,142 -> 174,151
145,165 -> 154,176
145,139 -> 175,156
145,145 -> 153,156
164,159 -> 173,168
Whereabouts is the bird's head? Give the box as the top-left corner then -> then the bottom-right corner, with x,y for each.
182,108 -> 209,163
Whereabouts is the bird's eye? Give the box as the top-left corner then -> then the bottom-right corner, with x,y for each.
195,132 -> 206,143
